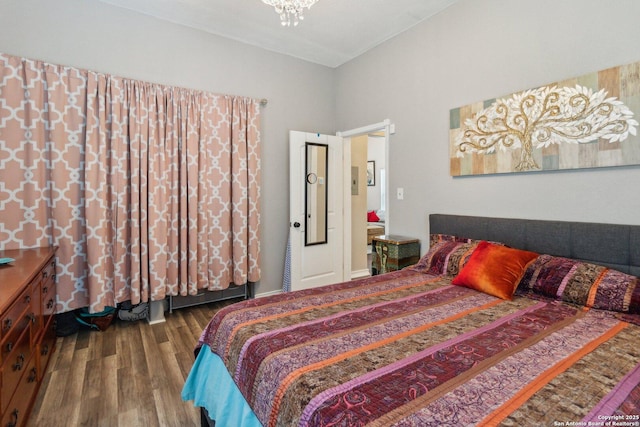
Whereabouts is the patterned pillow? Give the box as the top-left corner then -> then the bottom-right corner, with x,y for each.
428,233 -> 472,247
411,234 -> 481,276
517,254 -> 640,314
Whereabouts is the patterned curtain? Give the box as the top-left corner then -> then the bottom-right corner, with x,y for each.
0,52 -> 261,313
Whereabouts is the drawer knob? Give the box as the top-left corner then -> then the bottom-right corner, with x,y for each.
13,353 -> 25,371
7,409 -> 19,427
43,271 -> 48,279
27,313 -> 36,323
27,367 -> 37,383
47,299 -> 55,309
43,286 -> 48,294
3,318 -> 12,331
42,344 -> 49,356
24,295 -> 31,304
5,342 -> 13,352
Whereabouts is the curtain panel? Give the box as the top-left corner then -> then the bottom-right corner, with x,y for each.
0,52 -> 261,313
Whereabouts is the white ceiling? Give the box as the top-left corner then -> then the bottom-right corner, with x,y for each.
97,0 -> 458,68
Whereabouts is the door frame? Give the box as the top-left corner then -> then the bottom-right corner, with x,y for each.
337,119 -> 393,279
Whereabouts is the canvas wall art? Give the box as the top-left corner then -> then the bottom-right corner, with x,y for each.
450,61 -> 640,176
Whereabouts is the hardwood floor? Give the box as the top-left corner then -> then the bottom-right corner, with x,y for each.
27,300 -> 240,427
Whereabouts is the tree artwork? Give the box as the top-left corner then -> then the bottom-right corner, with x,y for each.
455,84 -> 638,171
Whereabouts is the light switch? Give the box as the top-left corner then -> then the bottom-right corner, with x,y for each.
397,187 -> 404,200
351,166 -> 358,195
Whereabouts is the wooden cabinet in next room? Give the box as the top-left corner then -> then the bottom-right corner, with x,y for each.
371,235 -> 420,275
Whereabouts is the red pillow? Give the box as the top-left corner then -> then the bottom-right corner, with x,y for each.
452,241 -> 538,300
367,210 -> 380,222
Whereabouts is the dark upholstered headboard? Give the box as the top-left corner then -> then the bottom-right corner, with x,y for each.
429,214 -> 640,276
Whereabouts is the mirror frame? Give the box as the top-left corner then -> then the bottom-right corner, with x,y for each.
304,142 -> 329,246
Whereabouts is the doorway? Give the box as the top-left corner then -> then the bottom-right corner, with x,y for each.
337,120 -> 392,280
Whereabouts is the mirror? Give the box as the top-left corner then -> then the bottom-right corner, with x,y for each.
305,142 -> 328,246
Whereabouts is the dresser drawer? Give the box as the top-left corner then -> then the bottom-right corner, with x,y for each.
41,278 -> 56,320
31,259 -> 55,334
40,260 -> 56,333
1,329 -> 32,415
40,258 -> 56,286
30,279 -> 42,344
1,354 -> 37,427
37,317 -> 56,382
0,288 -> 33,358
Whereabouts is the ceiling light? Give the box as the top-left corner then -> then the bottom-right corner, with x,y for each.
261,0 -> 319,27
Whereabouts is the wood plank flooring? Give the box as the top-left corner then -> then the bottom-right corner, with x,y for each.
27,299 -> 240,427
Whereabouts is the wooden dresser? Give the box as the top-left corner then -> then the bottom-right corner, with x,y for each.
0,247 -> 57,427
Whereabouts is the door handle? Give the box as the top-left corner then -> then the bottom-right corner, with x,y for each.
293,222 -> 301,228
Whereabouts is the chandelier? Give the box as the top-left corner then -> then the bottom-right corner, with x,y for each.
261,0 -> 319,27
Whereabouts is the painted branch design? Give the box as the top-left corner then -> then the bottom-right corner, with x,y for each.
456,85 -> 638,171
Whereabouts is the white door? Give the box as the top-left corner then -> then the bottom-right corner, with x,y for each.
289,131 -> 345,291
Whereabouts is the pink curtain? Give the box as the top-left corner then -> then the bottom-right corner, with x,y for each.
0,52 -> 261,313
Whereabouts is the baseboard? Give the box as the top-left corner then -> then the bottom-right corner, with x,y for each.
254,289 -> 283,298
351,269 -> 371,280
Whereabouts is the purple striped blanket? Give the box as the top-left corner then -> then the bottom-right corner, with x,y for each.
197,269 -> 640,426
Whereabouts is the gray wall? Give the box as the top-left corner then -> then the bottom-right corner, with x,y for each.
2,0 -> 640,296
0,0 -> 336,296
336,0 -> 640,252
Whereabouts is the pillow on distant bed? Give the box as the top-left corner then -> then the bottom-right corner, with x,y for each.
517,254 -> 640,314
452,241 -> 539,300
367,210 -> 380,222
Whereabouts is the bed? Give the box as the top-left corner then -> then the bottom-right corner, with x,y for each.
367,223 -> 385,245
183,214 -> 640,426
367,210 -> 385,245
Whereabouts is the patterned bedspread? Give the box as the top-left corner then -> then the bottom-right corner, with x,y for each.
197,268 -> 640,427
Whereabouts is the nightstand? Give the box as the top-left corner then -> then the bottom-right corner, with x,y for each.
371,235 -> 420,275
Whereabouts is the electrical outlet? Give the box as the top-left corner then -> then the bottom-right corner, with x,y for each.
397,187 -> 404,200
